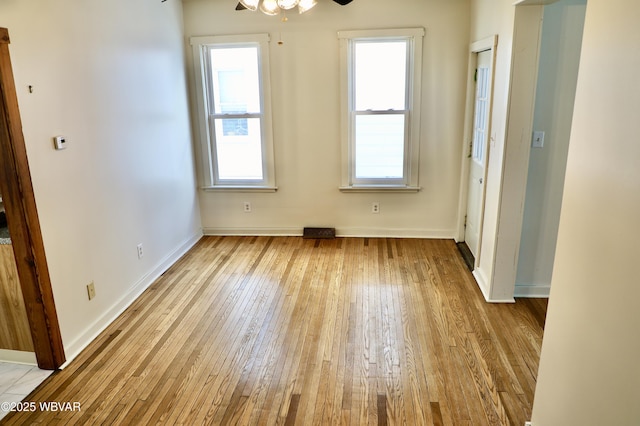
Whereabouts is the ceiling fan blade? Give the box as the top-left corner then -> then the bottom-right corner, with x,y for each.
236,2 -> 247,10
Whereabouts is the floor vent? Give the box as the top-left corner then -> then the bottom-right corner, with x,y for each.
456,242 -> 475,272
303,227 -> 336,239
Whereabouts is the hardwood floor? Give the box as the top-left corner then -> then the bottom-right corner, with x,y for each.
0,244 -> 34,352
3,237 -> 547,425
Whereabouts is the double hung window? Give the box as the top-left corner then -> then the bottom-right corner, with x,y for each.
191,34 -> 276,191
338,28 -> 424,191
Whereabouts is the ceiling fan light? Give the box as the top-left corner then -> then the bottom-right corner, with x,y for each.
277,0 -> 299,10
260,0 -> 280,15
297,0 -> 317,13
239,0 -> 259,11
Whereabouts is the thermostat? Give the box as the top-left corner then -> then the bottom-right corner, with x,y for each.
53,135 -> 67,150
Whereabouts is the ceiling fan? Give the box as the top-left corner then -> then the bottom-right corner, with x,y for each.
236,0 -> 354,16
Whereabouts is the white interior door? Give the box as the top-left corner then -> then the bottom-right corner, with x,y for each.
465,50 -> 492,258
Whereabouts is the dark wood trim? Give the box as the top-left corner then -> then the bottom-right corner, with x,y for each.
0,27 -> 65,369
1,28 -> 9,45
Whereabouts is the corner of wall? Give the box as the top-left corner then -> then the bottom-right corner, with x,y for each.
60,232 -> 202,368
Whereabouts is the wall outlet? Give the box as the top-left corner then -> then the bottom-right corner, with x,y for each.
244,201 -> 252,213
524,422 -> 533,426
137,243 -> 144,259
372,202 -> 380,214
87,282 -> 96,300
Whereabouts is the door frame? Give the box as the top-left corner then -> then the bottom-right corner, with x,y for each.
456,35 -> 498,269
0,28 -> 65,369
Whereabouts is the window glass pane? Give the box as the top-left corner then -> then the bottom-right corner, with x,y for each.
355,114 -> 405,179
214,118 -> 263,180
354,41 -> 407,111
210,47 -> 261,114
472,67 -> 489,163
222,118 -> 248,136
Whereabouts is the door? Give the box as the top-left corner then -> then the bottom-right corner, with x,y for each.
464,50 -> 492,259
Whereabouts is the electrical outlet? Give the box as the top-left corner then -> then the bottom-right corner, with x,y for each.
137,243 -> 144,259
87,282 -> 96,300
372,202 -> 380,214
524,422 -> 533,426
244,201 -> 252,213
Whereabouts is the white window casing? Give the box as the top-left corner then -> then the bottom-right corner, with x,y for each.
190,34 -> 277,192
338,28 -> 425,192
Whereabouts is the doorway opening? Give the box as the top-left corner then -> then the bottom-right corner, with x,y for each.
514,0 -> 587,297
460,1 -> 587,302
456,35 -> 497,274
0,28 -> 65,370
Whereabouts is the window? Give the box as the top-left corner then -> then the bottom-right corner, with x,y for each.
473,66 -> 490,164
190,34 -> 276,191
338,28 -> 424,192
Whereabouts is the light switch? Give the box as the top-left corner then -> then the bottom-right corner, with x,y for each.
532,131 -> 545,148
53,135 -> 67,150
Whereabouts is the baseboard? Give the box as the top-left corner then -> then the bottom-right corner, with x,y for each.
514,284 -> 550,298
472,267 -> 492,301
203,227 -> 301,236
0,349 -> 37,365
472,267 -> 516,303
203,227 -> 455,239
337,227 -> 454,239
60,231 -> 203,369
486,296 -> 517,303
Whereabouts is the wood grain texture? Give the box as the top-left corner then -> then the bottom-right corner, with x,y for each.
0,244 -> 33,351
0,28 -> 65,369
3,237 -> 547,425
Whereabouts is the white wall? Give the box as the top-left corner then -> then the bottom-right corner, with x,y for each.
468,0 -> 575,302
531,0 -> 640,423
515,0 -> 586,297
184,0 -> 470,238
0,0 -> 201,363
468,0 -> 531,301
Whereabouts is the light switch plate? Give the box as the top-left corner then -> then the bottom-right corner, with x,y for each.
532,131 -> 545,148
53,135 -> 67,150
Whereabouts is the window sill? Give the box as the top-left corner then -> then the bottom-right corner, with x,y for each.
339,185 -> 420,193
202,186 -> 278,193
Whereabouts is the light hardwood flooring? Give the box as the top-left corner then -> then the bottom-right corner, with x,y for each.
2,237 -> 547,425
0,244 -> 34,352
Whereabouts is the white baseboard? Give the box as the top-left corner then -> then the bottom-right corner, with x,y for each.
473,267 -> 492,300
203,227 -> 455,239
337,227 -> 454,239
514,284 -> 550,298
203,227 -> 301,236
60,232 -> 203,369
0,349 -> 37,365
472,267 -> 516,303
486,296 -> 517,303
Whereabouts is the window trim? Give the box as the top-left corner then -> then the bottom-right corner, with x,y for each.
338,28 -> 425,192
190,34 -> 277,191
